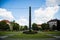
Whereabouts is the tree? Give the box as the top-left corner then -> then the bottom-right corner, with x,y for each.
41,23 -> 49,30
13,23 -> 20,31
0,21 -> 10,31
20,26 -> 24,31
32,23 -> 39,31
23,25 -> 28,30
11,20 -> 20,31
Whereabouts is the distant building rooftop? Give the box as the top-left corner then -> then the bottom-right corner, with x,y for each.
0,20 -> 10,23
48,19 -> 60,22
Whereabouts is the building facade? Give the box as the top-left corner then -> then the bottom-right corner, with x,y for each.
0,20 -> 13,31
47,19 -> 60,31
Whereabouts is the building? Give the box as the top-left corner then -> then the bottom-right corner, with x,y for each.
47,19 -> 60,31
37,24 -> 41,28
0,20 -> 13,31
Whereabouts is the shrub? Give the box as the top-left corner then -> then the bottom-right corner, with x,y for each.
23,30 -> 38,34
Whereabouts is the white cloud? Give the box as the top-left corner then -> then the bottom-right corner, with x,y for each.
46,0 -> 57,6
16,17 -> 28,26
0,8 -> 14,20
0,8 -> 28,26
34,0 -> 60,24
46,0 -> 60,6
57,0 -> 60,5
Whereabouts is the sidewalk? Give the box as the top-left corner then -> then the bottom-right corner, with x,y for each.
0,34 -> 16,39
46,34 -> 60,38
1,38 -> 60,40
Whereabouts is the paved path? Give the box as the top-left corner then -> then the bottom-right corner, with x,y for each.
0,34 -> 15,39
0,36 -> 8,39
0,34 -> 16,39
46,34 -> 60,38
0,38 -> 60,40
54,36 -> 60,38
0,32 -> 19,39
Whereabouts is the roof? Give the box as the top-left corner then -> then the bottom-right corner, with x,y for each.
48,19 -> 60,22
0,20 -> 10,23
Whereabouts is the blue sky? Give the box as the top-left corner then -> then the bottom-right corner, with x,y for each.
0,0 -> 45,19
0,0 -> 60,25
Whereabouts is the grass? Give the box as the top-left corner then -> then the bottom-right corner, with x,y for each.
44,31 -> 60,36
0,31 -> 18,36
8,31 -> 54,39
0,31 -> 60,39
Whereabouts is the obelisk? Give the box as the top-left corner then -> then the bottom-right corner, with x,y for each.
29,6 -> 31,31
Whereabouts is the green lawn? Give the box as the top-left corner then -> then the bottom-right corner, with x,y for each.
44,31 -> 60,36
8,31 -> 54,39
0,31 -> 18,36
0,31 -> 60,39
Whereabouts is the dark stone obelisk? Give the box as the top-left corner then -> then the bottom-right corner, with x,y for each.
29,6 -> 31,31
23,6 -> 37,34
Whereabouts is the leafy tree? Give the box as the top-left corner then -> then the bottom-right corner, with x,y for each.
23,25 -> 28,30
20,26 -> 24,31
41,23 -> 49,30
11,20 -> 20,31
32,23 -> 39,31
0,21 -> 10,31
13,23 -> 20,31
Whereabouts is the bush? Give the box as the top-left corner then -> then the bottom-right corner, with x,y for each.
32,23 -> 39,31
23,30 -> 38,34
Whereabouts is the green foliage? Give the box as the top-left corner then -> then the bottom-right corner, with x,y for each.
23,25 -> 28,30
32,23 -> 39,31
11,20 -> 20,31
0,21 -> 10,31
41,23 -> 49,30
23,30 -> 37,34
13,23 -> 19,31
20,26 -> 24,31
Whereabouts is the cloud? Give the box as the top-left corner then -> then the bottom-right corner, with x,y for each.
34,0 -> 59,24
46,0 -> 57,6
0,8 -> 14,20
56,0 -> 60,5
46,0 -> 60,6
0,8 -> 28,26
16,16 -> 28,26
